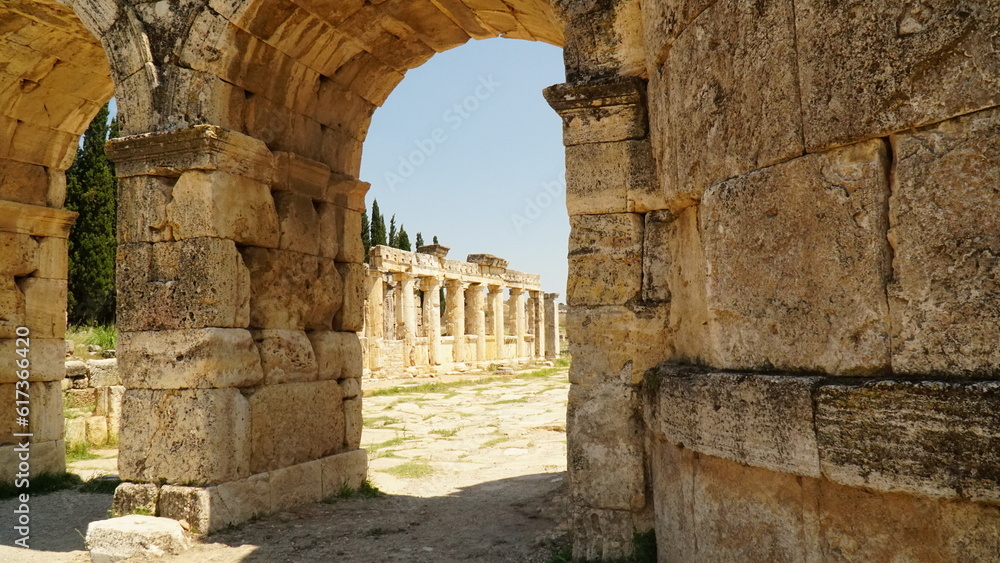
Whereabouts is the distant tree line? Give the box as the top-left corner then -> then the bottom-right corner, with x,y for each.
362,198 -> 440,262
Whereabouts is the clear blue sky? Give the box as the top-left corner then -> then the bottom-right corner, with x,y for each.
360,38 -> 568,296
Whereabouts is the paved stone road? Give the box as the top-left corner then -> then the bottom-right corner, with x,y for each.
0,366 -> 570,562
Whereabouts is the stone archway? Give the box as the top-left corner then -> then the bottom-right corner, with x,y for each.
0,0 -> 653,559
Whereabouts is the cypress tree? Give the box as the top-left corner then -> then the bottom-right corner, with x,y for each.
433,235 -> 439,244
371,200 -> 387,247
388,215 -> 397,248
415,232 -> 424,248
361,209 -> 371,261
397,226 -> 411,251
65,103 -> 117,325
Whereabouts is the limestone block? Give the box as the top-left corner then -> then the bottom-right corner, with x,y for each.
117,175 -> 176,245
157,486 -> 211,534
343,397 -> 362,450
166,170 -> 279,247
204,473 -> 270,532
319,449 -> 368,498
643,365 -> 822,477
111,483 -> 160,517
666,0 -> 803,205
642,209 -> 673,303
0,338 -> 64,383
640,0 -> 715,66
888,108 -> 1000,377
567,381 -> 646,512
274,191 -> 320,256
119,388 -> 251,485
567,214 -> 643,306
305,260 -> 344,331
335,205 -> 364,264
0,232 -> 39,276
0,159 -> 48,206
796,0 -> 1000,151
567,304 -> 671,386
0,439 -> 64,481
86,416 -> 109,446
570,506 -> 648,562
118,329 -> 263,389
334,262 -> 366,332
241,247 -> 318,330
94,386 -> 110,417
117,239 -> 251,332
338,377 -> 361,399
325,174 -> 370,213
269,458 -> 324,511
0,277 -> 25,340
700,140 -> 892,375
245,380 -> 345,474
309,331 -> 363,380
19,277 -> 66,338
565,140 -> 658,215
315,202 -> 341,260
251,329 -> 319,384
648,440 -> 697,562
35,236 -> 68,279
86,516 -> 191,563
108,126 -> 274,181
272,151 -> 330,201
64,418 -> 86,447
27,381 -> 63,442
543,77 -> 649,146
108,385 -> 124,440
816,379 -> 1000,504
87,358 -> 121,387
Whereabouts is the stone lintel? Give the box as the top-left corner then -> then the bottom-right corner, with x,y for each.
370,246 -> 540,291
106,125 -> 275,183
0,200 -> 77,239
466,253 -> 509,269
643,364 -> 1000,504
544,76 -> 646,113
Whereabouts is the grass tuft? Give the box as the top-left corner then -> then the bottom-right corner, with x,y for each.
79,476 -> 121,495
336,480 -> 386,500
66,442 -> 101,463
366,366 -> 566,398
381,461 -> 435,479
66,324 -> 117,351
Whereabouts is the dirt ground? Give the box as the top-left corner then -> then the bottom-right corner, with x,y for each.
0,366 -> 571,562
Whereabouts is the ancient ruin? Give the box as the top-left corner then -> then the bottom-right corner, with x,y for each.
363,245 -> 559,377
2,0 -> 1000,559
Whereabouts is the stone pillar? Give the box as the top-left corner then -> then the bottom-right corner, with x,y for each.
395,272 -> 417,366
0,201 -> 76,481
510,288 -> 527,359
107,126 -> 368,533
487,284 -> 505,359
544,293 -> 560,360
466,283 -> 487,362
531,290 -> 545,359
445,279 -> 467,362
545,77 -> 663,558
421,276 -> 442,366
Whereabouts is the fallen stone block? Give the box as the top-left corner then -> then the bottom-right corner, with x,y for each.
86,515 -> 191,563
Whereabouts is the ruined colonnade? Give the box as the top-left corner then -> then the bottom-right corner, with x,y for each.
362,245 -> 559,377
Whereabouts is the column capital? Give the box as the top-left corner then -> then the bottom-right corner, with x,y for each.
543,77 -> 648,145
106,125 -> 275,183
545,292 -> 561,300
420,276 -> 443,291
487,283 -> 505,295
508,287 -> 525,296
393,271 -> 415,283
445,278 -> 469,290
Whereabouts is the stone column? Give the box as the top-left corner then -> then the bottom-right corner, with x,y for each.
466,283 -> 487,362
487,284 -> 506,359
446,279 -> 467,362
421,276 -> 442,366
544,293 -> 560,360
531,290 -> 545,359
510,288 -> 527,359
395,272 -> 417,366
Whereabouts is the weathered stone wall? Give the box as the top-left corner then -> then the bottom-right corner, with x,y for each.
634,0 -> 1000,560
3,0 -> 998,558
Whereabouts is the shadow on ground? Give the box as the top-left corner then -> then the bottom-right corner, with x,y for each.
0,472 -> 567,563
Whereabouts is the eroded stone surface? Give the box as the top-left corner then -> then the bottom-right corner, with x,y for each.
567,214 -> 643,307
119,329 -> 263,389
888,108 -> 1000,377
796,0 -> 1000,150
700,140 -> 892,375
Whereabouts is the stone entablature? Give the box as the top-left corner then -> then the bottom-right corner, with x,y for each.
363,246 -> 558,377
